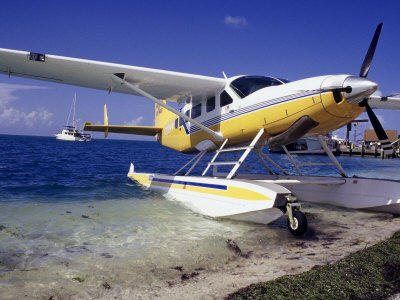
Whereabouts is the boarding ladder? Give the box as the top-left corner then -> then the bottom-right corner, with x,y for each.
202,128 -> 265,179
282,135 -> 347,177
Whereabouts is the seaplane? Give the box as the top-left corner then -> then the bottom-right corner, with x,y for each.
1,23 -> 400,236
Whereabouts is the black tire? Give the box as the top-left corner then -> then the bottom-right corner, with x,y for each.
287,210 -> 308,236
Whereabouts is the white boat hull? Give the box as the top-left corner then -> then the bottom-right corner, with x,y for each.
55,126 -> 91,141
55,134 -> 90,141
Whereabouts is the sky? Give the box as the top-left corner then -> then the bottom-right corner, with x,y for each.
0,0 -> 400,141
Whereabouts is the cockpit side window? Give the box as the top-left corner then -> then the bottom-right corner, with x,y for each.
206,96 -> 215,112
230,76 -> 287,98
220,91 -> 233,107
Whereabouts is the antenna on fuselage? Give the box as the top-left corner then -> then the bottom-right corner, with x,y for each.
222,71 -> 227,79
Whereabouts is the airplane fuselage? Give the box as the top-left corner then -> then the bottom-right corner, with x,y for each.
156,74 -> 371,152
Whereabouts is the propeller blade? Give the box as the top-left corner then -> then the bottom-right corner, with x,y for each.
359,23 -> 383,78
365,102 -> 393,155
358,23 -> 392,155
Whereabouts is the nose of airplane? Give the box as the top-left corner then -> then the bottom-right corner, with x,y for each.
342,76 -> 378,104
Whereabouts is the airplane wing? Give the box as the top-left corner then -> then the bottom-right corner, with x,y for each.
0,48 -> 227,102
369,93 -> 400,110
84,122 -> 162,136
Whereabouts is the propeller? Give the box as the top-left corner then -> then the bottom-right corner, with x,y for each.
358,23 -> 393,155
359,23 -> 383,78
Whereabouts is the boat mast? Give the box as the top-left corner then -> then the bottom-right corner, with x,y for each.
65,93 -> 77,128
72,93 -> 77,130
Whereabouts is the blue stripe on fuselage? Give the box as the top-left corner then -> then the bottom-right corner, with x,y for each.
182,120 -> 189,135
186,91 -> 320,134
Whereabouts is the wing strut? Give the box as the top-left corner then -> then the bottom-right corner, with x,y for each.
112,73 -> 224,142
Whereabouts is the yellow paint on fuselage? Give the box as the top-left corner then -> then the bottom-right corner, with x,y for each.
155,93 -> 364,153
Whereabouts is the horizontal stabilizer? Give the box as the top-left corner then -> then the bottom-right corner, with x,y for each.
84,122 -> 162,136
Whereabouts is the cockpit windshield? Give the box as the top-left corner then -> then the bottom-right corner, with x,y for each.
230,76 -> 288,98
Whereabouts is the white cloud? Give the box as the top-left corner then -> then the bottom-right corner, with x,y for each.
124,116 -> 143,126
224,15 -> 248,28
0,106 -> 53,127
0,83 -> 41,109
0,83 -> 53,127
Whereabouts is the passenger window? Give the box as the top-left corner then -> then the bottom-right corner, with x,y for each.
179,117 -> 183,127
175,118 -> 178,129
220,91 -> 233,107
192,103 -> 202,119
206,97 -> 215,112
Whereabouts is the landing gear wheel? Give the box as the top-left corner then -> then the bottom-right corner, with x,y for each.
287,210 -> 308,236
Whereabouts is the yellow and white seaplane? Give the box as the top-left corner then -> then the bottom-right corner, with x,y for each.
1,23 -> 400,235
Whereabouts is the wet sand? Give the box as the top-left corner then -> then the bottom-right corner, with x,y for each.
123,205 -> 400,300
1,202 -> 399,300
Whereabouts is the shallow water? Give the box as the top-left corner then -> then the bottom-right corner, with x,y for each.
0,135 -> 399,299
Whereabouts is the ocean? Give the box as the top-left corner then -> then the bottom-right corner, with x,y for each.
0,134 -> 399,299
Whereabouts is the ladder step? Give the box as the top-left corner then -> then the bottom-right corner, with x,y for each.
202,128 -> 265,179
208,161 -> 238,166
218,146 -> 251,153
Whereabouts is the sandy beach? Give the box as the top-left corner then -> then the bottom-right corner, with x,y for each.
38,202 -> 398,300
122,205 -> 400,300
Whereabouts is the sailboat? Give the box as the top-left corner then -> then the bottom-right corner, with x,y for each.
55,93 -> 91,141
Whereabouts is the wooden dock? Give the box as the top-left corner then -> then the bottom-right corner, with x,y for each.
337,145 -> 397,159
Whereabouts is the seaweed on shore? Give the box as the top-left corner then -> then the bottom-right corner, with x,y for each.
227,231 -> 400,300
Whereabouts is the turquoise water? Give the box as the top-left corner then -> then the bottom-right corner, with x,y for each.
0,134 -> 399,298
